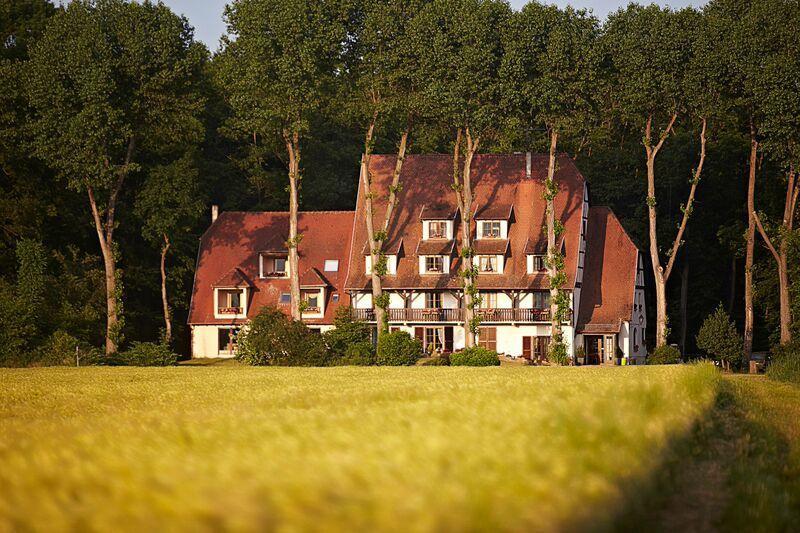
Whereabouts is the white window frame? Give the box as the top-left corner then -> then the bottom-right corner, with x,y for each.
427,220 -> 448,239
478,255 -> 498,273
480,220 -> 502,239
424,255 -> 444,274
260,254 -> 288,278
214,288 -> 247,319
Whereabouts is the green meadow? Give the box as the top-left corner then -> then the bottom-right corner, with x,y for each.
1,365 -> 798,531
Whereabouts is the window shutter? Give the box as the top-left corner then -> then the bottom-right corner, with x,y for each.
414,327 -> 424,341
522,336 -> 531,359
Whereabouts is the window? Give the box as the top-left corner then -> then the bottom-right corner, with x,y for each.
481,221 -> 501,238
522,336 -> 549,361
332,293 -> 339,303
303,291 -> 320,312
218,289 -> 242,314
428,221 -> 447,239
480,292 -> 497,309
425,256 -> 444,273
424,327 -> 445,352
478,255 -> 497,273
262,255 -> 287,277
324,259 -> 339,272
478,327 -> 497,351
532,291 -> 550,309
218,328 -> 240,354
425,292 -> 441,309
279,292 -> 291,304
531,255 -> 546,272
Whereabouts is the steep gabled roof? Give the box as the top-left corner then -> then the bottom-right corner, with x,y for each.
577,207 -> 639,334
345,153 -> 586,290
415,240 -> 456,256
189,211 -> 354,325
212,267 -> 253,288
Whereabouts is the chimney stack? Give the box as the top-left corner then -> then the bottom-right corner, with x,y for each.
211,205 -> 219,223
526,152 -> 531,180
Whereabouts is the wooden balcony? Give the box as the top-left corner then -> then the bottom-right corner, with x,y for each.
351,307 -> 571,323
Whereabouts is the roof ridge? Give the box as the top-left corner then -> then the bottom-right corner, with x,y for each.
220,210 -> 355,214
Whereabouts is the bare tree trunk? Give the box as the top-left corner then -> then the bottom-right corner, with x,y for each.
545,129 -> 562,351
753,167 -> 797,345
744,125 -> 758,367
452,128 -> 479,348
680,260 -> 688,356
285,130 -> 301,320
161,234 -> 172,345
86,136 -> 135,356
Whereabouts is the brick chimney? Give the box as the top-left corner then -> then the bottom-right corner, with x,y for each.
211,205 -> 219,223
526,152 -> 531,180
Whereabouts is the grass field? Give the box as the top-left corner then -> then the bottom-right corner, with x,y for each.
0,365 -> 721,531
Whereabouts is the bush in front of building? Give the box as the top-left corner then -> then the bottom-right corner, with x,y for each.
419,354 -> 450,366
647,345 -> 682,365
696,304 -> 742,372
376,331 -> 422,366
766,340 -> 800,383
323,306 -> 373,362
236,307 -> 329,366
451,346 -> 501,366
112,342 -> 178,366
34,330 -> 103,366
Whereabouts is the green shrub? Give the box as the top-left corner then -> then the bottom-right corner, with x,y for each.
648,345 -> 682,365
376,331 -> 422,366
451,346 -> 500,367
113,342 -> 177,366
338,341 -> 376,366
323,307 -> 372,361
236,307 -> 329,366
767,340 -> 800,383
34,330 -> 102,366
548,339 -> 569,365
696,304 -> 742,371
420,355 -> 450,366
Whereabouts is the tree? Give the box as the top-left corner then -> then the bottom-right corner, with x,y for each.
503,3 -> 600,362
135,153 -> 204,345
25,0 -> 206,355
750,0 -> 800,346
410,0 -> 511,347
219,0 -> 350,320
604,5 -> 702,348
349,0 -> 425,338
697,304 -> 743,371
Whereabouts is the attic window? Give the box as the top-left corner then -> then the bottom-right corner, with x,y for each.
427,221 -> 448,239
324,259 -> 339,272
480,221 -> 501,239
531,255 -> 546,272
261,255 -> 288,278
279,292 -> 290,304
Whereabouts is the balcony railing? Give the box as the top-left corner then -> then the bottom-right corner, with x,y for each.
217,306 -> 243,315
352,307 -> 570,323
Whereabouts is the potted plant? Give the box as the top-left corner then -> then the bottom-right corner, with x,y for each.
575,345 -> 586,366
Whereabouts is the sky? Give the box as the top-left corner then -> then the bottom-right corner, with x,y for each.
159,0 -> 709,52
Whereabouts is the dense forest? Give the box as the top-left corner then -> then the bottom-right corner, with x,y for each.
1,0 -> 798,363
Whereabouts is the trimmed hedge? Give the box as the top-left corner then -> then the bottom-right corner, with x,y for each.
451,346 -> 500,367
376,331 -> 422,366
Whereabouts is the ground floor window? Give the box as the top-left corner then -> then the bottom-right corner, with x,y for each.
478,327 -> 497,351
522,336 -> 549,362
415,326 -> 454,354
218,327 -> 240,355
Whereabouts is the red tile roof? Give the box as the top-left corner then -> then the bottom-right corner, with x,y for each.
415,239 -> 456,256
576,207 -> 639,333
188,211 -> 354,325
473,239 -> 510,255
474,203 -> 513,220
345,153 -> 586,291
212,267 -> 253,288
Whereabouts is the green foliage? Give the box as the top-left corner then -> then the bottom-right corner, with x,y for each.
338,341 -> 377,366
376,330 -> 422,366
420,355 -> 450,366
323,306 -> 372,359
236,307 -> 329,366
766,340 -> 800,383
34,330 -> 102,367
450,346 -> 500,366
696,304 -> 743,370
648,345 -> 682,365
548,338 -> 569,365
113,342 -> 178,367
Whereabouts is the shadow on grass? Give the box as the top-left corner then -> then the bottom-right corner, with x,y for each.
605,377 -> 798,532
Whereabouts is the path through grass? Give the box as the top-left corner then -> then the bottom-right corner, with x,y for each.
0,365 -> 718,531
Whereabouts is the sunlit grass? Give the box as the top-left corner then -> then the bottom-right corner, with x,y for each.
0,364 -> 719,531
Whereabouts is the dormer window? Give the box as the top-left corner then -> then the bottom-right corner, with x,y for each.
218,289 -> 242,314
260,255 -> 288,278
428,221 -> 448,239
425,256 -> 444,273
530,254 -> 546,272
478,255 -> 498,273
480,221 -> 502,239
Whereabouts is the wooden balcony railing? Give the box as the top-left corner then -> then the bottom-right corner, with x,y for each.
351,307 -> 571,323
218,306 -> 243,315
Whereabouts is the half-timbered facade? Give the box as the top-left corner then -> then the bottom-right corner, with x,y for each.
188,153 -> 645,363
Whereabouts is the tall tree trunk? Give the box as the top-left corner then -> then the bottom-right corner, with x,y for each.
285,130 -> 301,320
753,167 -> 797,346
452,128 -> 479,348
86,136 -> 135,356
680,260 -> 689,356
160,234 -> 172,345
743,124 -> 758,367
545,129 -> 562,351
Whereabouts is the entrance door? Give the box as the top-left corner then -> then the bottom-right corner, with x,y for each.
585,335 -> 603,365
522,336 -> 549,362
